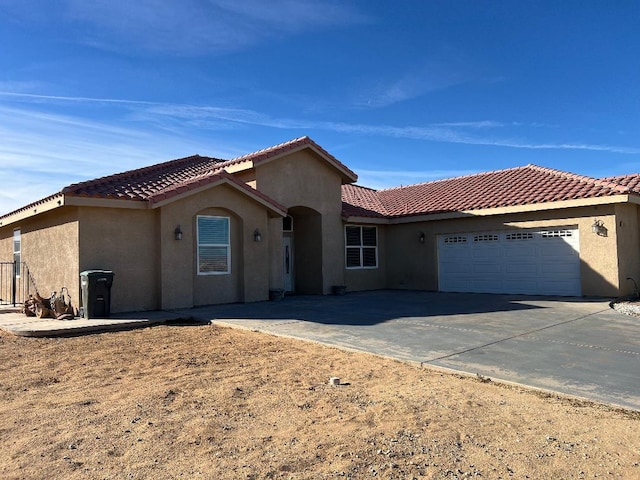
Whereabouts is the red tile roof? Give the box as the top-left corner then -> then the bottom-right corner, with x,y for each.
341,184 -> 389,218
58,136 -> 356,204
61,155 -> 225,201
602,174 -> 640,194
342,164 -> 632,219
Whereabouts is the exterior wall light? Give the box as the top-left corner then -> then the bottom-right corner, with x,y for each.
419,232 -> 425,243
591,219 -> 607,236
174,225 -> 183,241
254,229 -> 262,242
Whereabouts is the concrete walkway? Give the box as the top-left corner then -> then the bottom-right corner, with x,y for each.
179,291 -> 640,411
0,307 -> 185,336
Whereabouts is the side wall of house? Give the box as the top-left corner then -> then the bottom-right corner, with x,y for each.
0,207 -> 80,306
158,183 -> 273,310
384,205 -> 621,297
254,150 -> 345,294
78,207 -> 159,313
614,203 -> 640,295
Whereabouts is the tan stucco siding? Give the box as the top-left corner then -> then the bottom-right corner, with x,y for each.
254,149 -> 345,293
384,205 -> 622,297
614,203 -> 640,296
78,207 -> 158,313
0,207 -> 80,306
344,224 -> 387,291
159,183 -> 272,309
0,227 -> 12,262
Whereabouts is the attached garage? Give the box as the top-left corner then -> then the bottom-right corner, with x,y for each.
437,227 -> 581,296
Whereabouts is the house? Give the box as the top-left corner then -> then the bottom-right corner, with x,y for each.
2,136 -> 640,313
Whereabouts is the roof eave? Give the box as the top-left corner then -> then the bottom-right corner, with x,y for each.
0,194 -> 66,228
386,194 -> 635,224
149,174 -> 287,217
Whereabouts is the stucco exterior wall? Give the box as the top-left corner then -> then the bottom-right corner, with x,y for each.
614,203 -> 640,296
158,183 -> 272,309
384,205 -> 621,297
254,150 -> 345,294
0,207 -> 80,306
0,227 -> 12,262
344,223 -> 388,291
78,207 -> 158,313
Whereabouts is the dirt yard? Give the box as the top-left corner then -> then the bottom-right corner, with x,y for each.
0,321 -> 638,480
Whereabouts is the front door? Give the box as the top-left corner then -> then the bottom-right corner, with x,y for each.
283,236 -> 294,292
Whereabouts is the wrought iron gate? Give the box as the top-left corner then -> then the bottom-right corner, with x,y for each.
0,262 -> 32,306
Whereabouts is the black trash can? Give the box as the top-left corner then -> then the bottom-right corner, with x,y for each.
80,270 -> 114,319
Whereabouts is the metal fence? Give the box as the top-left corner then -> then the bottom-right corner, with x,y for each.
0,262 -> 32,306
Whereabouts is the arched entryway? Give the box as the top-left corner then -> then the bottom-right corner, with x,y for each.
284,206 -> 323,294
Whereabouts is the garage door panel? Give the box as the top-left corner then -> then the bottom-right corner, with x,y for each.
505,262 -> 538,274
440,248 -> 470,260
472,263 -> 502,274
439,262 -> 471,274
472,281 -> 506,293
541,263 -> 579,274
502,281 -> 539,294
472,247 -> 503,259
503,246 -> 537,258
438,228 -> 581,296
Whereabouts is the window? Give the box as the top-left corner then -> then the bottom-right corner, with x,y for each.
505,232 -> 534,241
13,229 -> 21,277
473,234 -> 499,242
541,229 -> 573,238
283,215 -> 293,232
197,216 -> 230,275
444,235 -> 467,244
345,225 -> 377,269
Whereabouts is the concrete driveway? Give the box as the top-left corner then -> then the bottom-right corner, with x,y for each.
181,290 -> 640,411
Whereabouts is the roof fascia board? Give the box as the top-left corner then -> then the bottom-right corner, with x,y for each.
341,216 -> 390,225
0,194 -> 65,227
64,196 -> 148,210
223,160 -> 253,173
386,194 -> 633,224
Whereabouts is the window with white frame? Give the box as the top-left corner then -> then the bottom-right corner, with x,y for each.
13,229 -> 21,277
345,225 -> 378,269
197,216 -> 230,275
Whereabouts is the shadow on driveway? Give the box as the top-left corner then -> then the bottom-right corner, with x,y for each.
186,290 -> 550,326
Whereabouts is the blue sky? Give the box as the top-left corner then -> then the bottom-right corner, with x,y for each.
1,1 -> 639,214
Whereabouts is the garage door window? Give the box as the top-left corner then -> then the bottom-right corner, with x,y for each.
345,225 -> 378,269
197,216 -> 230,275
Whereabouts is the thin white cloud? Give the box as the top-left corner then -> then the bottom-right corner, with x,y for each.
355,168 -> 479,190
3,0 -> 370,56
431,121 -> 505,128
3,91 -> 639,156
354,66 -> 467,108
0,104 -> 244,214
351,48 -> 474,109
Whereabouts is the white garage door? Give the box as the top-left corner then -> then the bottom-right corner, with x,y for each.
438,227 -> 581,296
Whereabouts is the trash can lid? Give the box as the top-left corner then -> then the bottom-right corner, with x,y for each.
80,269 -> 114,276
